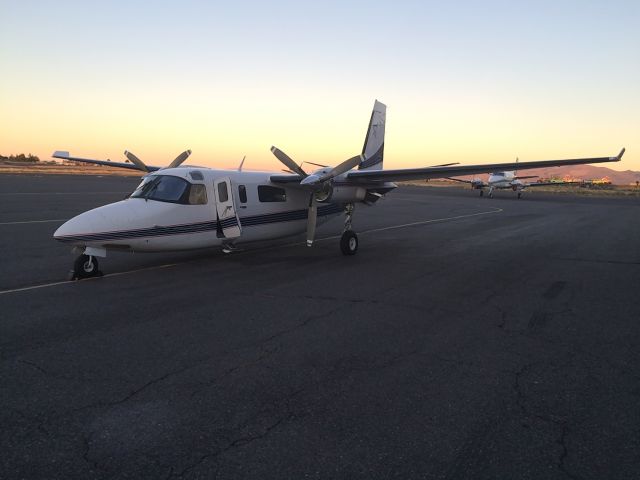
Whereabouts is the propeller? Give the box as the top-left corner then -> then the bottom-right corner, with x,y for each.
124,149 -> 192,172
124,150 -> 150,172
167,149 -> 192,169
270,146 -> 364,246
270,146 -> 307,177
300,154 -> 363,186
307,194 -> 317,246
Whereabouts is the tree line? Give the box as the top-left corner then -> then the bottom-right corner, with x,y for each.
0,153 -> 40,162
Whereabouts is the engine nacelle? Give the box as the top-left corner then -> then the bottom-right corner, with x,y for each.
318,185 -> 367,203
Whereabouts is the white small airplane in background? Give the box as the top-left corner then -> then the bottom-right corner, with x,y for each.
447,160 -> 581,198
52,100 -> 625,279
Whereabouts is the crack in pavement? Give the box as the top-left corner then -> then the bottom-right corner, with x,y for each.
169,409 -> 295,478
71,363 -> 198,414
513,362 -> 582,480
189,345 -> 280,399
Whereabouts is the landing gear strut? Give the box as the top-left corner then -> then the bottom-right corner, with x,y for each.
71,254 -> 102,280
340,203 -> 358,255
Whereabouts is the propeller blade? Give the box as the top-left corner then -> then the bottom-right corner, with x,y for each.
124,150 -> 150,172
167,149 -> 192,169
270,146 -> 307,177
301,154 -> 363,186
306,194 -> 317,247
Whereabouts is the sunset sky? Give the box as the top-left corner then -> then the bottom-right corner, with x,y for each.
1,1 -> 638,171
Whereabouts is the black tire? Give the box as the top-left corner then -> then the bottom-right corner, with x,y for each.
479,190 -> 484,197
340,231 -> 358,256
517,192 -> 522,199
73,254 -> 100,279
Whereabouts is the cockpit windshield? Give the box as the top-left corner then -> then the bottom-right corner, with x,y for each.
129,175 -> 207,205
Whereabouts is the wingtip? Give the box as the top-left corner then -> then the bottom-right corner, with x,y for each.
618,147 -> 626,160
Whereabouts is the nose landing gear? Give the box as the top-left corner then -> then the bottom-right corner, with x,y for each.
71,254 -> 103,280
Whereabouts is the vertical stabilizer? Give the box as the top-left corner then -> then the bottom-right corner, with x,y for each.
358,100 -> 386,170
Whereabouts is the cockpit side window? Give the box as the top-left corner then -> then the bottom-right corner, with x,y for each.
188,184 -> 208,205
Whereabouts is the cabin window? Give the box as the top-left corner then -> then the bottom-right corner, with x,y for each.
238,185 -> 247,203
217,181 -> 229,202
188,184 -> 208,205
258,185 -> 287,202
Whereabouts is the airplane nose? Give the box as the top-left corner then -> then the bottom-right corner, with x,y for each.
52,202 -> 127,244
53,221 -> 70,240
53,214 -> 95,243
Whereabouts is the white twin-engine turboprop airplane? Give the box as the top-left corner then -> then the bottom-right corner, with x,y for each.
447,158 -> 581,198
53,100 -> 625,279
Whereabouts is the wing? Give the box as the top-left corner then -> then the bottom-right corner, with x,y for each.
445,177 -> 473,184
52,151 -> 161,172
346,149 -> 625,183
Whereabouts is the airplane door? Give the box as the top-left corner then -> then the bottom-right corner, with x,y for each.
213,177 -> 242,238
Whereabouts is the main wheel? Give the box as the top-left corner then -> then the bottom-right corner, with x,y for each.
73,254 -> 101,279
340,231 -> 358,256
517,192 -> 522,199
479,190 -> 484,197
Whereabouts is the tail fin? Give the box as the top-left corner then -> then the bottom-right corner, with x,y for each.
359,100 -> 386,170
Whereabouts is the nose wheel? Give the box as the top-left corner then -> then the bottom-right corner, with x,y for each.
71,254 -> 103,280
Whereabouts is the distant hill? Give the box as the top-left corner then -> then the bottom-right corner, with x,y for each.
455,164 -> 640,185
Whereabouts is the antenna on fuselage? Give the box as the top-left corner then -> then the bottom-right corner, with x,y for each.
238,155 -> 246,172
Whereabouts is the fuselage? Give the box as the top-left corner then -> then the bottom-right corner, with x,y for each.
53,167 -> 346,253
487,171 -> 524,190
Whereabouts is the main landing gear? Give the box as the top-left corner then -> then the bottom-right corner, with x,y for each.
340,203 -> 358,255
71,254 -> 103,280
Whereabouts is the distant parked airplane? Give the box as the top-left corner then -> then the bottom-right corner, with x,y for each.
447,160 -> 582,198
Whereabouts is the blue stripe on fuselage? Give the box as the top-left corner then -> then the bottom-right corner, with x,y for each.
55,204 -> 343,243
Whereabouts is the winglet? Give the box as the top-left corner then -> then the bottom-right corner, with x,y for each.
616,148 -> 626,160
52,150 -> 70,159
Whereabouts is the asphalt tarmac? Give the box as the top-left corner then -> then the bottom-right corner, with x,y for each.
1,174 -> 639,479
